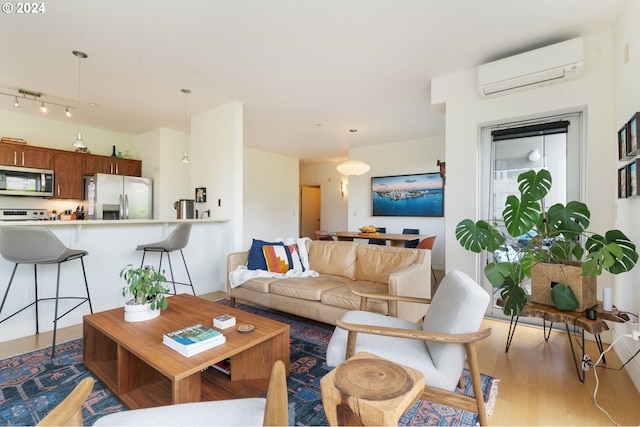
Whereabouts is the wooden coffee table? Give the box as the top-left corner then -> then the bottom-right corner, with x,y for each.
83,294 -> 290,409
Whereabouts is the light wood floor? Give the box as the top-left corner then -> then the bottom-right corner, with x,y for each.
3,288 -> 640,426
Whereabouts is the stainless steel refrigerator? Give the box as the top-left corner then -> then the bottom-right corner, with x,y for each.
85,173 -> 153,220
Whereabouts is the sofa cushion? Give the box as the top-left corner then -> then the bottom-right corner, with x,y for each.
238,277 -> 279,293
269,275 -> 351,301
355,244 -> 418,284
308,241 -> 358,279
247,239 -> 283,270
321,281 -> 389,315
262,244 -> 291,273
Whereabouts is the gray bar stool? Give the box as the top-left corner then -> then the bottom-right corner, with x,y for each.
136,223 -> 195,296
0,226 -> 93,358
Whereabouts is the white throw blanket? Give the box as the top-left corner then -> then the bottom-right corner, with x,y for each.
228,237 -> 319,288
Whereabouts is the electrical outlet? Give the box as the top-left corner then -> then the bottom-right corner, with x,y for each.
633,330 -> 640,341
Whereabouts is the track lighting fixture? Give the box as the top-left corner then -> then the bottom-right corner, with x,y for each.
0,89 -> 74,116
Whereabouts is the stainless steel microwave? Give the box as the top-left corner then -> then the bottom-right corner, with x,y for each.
0,165 -> 54,197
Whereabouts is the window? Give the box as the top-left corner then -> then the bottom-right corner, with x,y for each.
479,112 -> 583,319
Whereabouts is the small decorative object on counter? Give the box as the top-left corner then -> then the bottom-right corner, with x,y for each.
111,145 -> 117,157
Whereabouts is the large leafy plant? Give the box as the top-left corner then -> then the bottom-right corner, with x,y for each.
455,169 -> 638,315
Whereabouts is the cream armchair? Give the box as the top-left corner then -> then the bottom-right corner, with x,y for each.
325,270 -> 492,425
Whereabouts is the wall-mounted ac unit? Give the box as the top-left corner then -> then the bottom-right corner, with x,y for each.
478,37 -> 584,97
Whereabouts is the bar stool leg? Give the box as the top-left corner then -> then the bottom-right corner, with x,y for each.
34,264 -> 40,335
165,252 -> 177,295
0,264 -> 19,321
51,262 -> 62,358
179,249 -> 195,296
80,258 -> 93,314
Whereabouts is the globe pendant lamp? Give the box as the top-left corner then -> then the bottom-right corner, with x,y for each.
337,160 -> 370,176
336,129 -> 370,176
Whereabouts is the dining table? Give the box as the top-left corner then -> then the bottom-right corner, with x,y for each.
333,231 -> 432,247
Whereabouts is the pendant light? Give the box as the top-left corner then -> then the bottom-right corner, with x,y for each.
180,88 -> 191,163
72,50 -> 88,149
336,129 -> 370,176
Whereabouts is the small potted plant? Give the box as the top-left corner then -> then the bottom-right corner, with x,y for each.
455,169 -> 638,315
120,264 -> 169,322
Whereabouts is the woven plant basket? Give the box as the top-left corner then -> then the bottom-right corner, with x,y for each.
530,261 -> 597,312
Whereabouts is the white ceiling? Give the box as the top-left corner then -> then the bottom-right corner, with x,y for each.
0,0 -> 625,164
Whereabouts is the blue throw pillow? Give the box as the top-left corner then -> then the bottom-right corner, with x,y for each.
247,239 -> 283,270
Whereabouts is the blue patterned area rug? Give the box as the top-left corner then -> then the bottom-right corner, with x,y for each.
0,300 -> 498,426
0,339 -> 124,425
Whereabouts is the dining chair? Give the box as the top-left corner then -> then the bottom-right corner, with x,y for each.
315,230 -> 335,241
402,228 -> 420,248
325,270 -> 492,425
368,227 -> 386,245
417,236 -> 437,285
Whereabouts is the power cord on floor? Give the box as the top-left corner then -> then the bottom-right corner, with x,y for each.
590,334 -> 633,426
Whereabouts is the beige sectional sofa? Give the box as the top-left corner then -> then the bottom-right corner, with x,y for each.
226,240 -> 431,325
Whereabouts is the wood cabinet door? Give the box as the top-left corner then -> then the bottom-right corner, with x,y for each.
54,152 -> 85,199
116,159 -> 142,177
84,155 -> 114,174
21,146 -> 53,169
0,143 -> 53,169
84,155 -> 141,177
0,143 -> 18,166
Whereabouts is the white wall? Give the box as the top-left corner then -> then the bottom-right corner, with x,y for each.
135,127 -> 190,220
299,161 -> 348,234
612,0 -> 640,392
191,102 -> 243,250
346,136 -> 446,269
243,147 -> 299,248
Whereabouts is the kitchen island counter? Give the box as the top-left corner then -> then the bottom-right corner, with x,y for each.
0,218 -> 233,343
0,218 -> 229,226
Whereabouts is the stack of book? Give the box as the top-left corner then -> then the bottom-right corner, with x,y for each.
163,323 -> 226,357
214,314 -> 236,329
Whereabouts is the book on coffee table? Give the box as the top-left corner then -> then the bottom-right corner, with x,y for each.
163,323 -> 226,357
211,357 -> 231,375
214,314 -> 236,329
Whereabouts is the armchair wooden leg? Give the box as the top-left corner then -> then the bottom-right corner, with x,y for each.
346,331 -> 358,360
229,297 -> 236,307
465,342 -> 488,426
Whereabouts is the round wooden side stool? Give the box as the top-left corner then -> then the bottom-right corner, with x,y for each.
320,351 -> 424,426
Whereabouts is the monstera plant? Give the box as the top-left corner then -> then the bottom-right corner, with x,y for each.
455,169 -> 638,316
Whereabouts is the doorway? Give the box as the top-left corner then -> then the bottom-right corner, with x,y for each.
300,186 -> 321,239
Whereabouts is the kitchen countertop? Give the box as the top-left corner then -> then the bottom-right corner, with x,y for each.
0,218 -> 230,226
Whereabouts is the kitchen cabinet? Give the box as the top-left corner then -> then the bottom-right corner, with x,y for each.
0,142 -> 53,169
84,155 -> 141,177
53,152 -> 85,199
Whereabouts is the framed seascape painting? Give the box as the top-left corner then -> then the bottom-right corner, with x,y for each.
619,124 -> 628,160
628,112 -> 640,156
618,166 -> 627,199
629,160 -> 638,197
371,173 -> 444,217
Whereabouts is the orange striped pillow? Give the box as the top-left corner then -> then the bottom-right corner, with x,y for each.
262,244 -> 290,273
